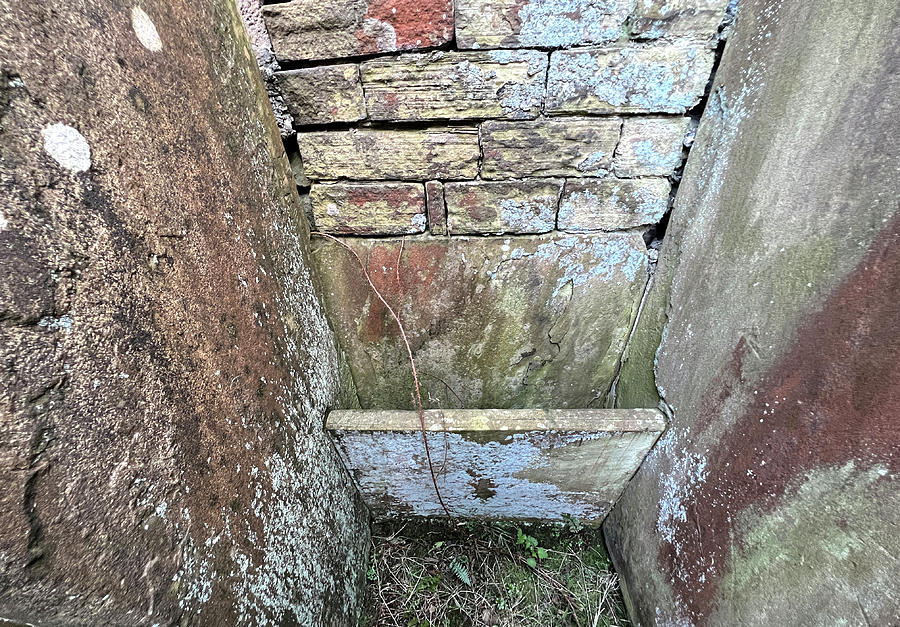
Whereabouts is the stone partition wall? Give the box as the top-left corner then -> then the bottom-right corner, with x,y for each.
605,0 -> 900,624
259,0 -> 733,409
1,0 -> 368,624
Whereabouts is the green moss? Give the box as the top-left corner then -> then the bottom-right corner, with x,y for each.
762,236 -> 838,307
615,268 -> 669,410
714,463 -> 898,624
334,347 -> 362,409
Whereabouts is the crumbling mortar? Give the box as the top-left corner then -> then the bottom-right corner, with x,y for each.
553,179 -> 566,230
540,51 -> 552,115
291,111 -> 701,137
238,0 -> 294,135
476,123 -> 484,180
609,116 -> 627,163
358,66 -> 372,123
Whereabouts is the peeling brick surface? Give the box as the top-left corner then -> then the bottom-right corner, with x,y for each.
547,43 -> 716,114
456,0 -> 632,49
631,0 -> 731,39
614,116 -> 690,177
559,178 -> 671,231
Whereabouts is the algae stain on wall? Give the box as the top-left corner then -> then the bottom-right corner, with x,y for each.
714,463 -> 898,625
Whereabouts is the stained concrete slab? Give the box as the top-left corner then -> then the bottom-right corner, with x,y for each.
312,233 -> 648,410
0,0 -> 367,623
328,409 -> 665,521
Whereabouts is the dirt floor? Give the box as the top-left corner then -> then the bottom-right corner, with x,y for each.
361,518 -> 630,627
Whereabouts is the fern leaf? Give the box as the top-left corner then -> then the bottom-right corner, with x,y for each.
448,557 -> 471,586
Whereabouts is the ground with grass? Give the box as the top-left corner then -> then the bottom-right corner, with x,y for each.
361,518 -> 630,627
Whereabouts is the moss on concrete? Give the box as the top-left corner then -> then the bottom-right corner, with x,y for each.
313,233 -> 647,410
714,464 -> 899,624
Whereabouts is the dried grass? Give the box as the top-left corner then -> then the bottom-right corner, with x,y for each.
361,520 -> 630,627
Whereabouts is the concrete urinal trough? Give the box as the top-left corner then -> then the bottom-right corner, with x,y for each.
326,408 -> 665,522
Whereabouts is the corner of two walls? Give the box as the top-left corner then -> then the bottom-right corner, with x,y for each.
252,0 -> 734,411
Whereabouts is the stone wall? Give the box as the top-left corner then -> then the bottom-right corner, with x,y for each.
259,0 -> 733,410
605,0 -> 900,624
0,0 -> 367,624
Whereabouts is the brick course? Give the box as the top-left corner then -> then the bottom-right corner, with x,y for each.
614,117 -> 691,177
546,43 -> 716,114
445,179 -> 563,234
631,0 -> 730,40
361,50 -> 548,121
558,178 -> 671,231
297,128 -> 480,181
481,117 -> 621,179
263,0 -> 728,237
276,65 -> 365,125
263,0 -> 453,62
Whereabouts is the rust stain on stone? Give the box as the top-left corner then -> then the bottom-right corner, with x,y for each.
400,242 -> 447,293
660,215 -> 900,619
358,241 -> 448,343
360,244 -> 404,342
345,184 -> 419,220
356,0 -> 454,52
458,188 -> 492,224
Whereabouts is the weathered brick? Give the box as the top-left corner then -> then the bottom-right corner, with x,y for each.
614,117 -> 690,177
546,43 -> 715,114
445,180 -> 562,234
297,127 -> 480,181
361,50 -> 548,121
558,178 -> 670,231
310,182 -> 426,235
456,0 -> 631,49
630,0 -> 730,39
276,65 -> 365,126
425,181 -> 447,235
481,117 -> 622,179
262,0 -> 454,62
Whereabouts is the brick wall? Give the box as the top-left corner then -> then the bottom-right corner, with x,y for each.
263,0 -> 730,237
255,0 -> 733,409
